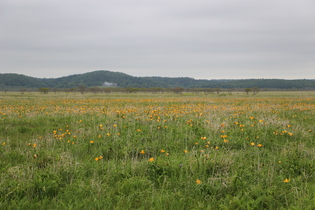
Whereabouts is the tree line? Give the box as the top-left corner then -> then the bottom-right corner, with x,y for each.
1,71 -> 315,90
34,86 -> 263,95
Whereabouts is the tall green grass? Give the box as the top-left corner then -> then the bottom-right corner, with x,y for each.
0,92 -> 314,209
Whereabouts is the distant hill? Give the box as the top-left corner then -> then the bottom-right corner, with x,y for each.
0,73 -> 47,88
1,70 -> 315,90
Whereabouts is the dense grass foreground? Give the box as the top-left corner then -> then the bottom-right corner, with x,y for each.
0,92 -> 315,209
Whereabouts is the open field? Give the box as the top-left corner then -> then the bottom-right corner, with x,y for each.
1,91 -> 315,209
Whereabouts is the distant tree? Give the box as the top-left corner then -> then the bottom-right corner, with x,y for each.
245,88 -> 251,95
65,88 -> 76,95
78,86 -> 86,94
147,87 -> 158,93
155,87 -> 165,94
170,87 -> 184,94
103,87 -> 113,94
203,88 -> 214,95
196,88 -> 203,94
38,87 -> 49,94
227,89 -> 234,95
252,87 -> 260,95
125,87 -> 139,93
89,87 -> 101,94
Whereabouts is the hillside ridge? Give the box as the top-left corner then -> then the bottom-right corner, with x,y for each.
1,70 -> 315,89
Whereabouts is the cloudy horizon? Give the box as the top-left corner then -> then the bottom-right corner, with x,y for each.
1,0 -> 314,79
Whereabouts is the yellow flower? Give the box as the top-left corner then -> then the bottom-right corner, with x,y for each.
223,139 -> 228,143
250,142 -> 255,146
89,141 -> 94,144
140,150 -> 145,155
99,156 -> 103,159
160,150 -> 165,153
166,153 -> 170,156
148,157 -> 154,162
283,178 -> 290,183
95,157 -> 99,161
184,150 -> 188,153
196,179 -> 202,184
257,144 -> 263,148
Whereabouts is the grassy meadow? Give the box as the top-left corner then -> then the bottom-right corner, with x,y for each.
0,91 -> 315,209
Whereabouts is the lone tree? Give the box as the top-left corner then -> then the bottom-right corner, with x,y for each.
245,88 -> 251,95
252,87 -> 260,95
38,87 -> 49,94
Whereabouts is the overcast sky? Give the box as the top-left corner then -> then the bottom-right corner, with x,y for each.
1,0 -> 314,79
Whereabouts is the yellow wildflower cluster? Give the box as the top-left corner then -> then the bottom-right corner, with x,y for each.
95,156 -> 103,161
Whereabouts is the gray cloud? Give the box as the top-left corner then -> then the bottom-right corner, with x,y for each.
1,0 -> 314,79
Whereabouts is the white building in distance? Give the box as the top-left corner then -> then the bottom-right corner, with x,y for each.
102,82 -> 118,87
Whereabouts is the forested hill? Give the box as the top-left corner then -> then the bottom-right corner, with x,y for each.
1,70 -> 315,89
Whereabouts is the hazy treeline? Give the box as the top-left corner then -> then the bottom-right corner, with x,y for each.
8,86 -> 262,96
1,70 -> 315,90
